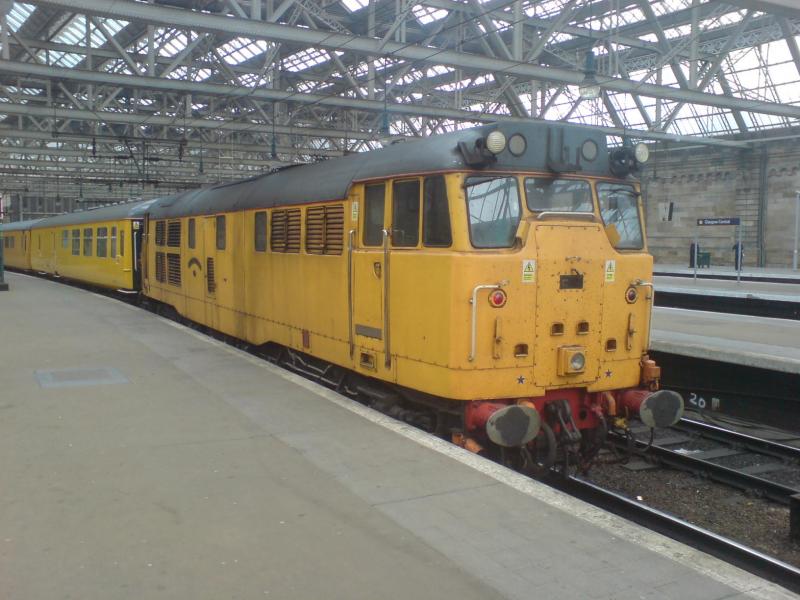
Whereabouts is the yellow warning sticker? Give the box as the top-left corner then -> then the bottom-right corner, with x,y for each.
522,259 -> 536,283
351,200 -> 359,222
604,260 -> 616,282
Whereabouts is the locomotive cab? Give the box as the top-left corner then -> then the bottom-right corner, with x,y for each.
347,123 -> 682,472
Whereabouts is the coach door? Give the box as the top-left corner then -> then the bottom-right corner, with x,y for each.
352,183 -> 389,372
202,216 -> 219,331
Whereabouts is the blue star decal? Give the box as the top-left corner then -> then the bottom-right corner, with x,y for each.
605,370 -> 613,378
517,375 -> 526,384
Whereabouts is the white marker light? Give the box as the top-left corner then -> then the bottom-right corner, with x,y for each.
570,352 -> 586,372
485,131 -> 507,154
634,142 -> 650,163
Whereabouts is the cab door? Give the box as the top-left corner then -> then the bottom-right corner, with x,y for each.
352,183 -> 388,372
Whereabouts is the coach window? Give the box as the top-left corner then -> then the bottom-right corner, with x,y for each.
188,218 -> 196,250
111,227 -> 117,258
97,227 -> 108,258
72,229 -> 80,255
254,211 -> 267,252
363,183 -> 386,246
216,215 -> 226,250
120,230 -> 125,256
465,176 -> 520,249
423,175 -> 451,247
597,183 -> 643,250
83,228 -> 93,257
61,230 -> 69,250
391,179 -> 420,247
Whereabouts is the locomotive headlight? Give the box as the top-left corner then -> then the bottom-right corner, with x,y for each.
570,352 -> 586,372
634,142 -> 650,164
485,131 -> 507,155
625,286 -> 638,303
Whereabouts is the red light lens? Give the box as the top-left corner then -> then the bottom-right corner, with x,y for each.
489,290 -> 507,308
626,287 -> 638,303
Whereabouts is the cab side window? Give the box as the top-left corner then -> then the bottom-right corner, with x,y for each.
392,179 -> 420,248
363,183 -> 386,247
72,229 -> 80,255
423,175 -> 451,247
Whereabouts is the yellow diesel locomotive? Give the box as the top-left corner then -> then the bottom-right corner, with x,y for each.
142,121 -> 682,470
1,122 -> 682,472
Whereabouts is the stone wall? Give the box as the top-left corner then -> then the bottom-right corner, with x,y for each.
641,139 -> 800,268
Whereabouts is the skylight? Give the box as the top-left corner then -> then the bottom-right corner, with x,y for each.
340,0 -> 369,12
6,3 -> 34,32
217,37 -> 270,66
412,5 -> 447,24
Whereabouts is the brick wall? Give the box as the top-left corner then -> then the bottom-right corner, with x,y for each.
641,139 -> 800,268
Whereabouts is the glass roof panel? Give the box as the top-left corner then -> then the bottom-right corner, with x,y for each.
7,3 -> 35,32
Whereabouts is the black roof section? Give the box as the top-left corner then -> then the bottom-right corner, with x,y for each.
148,122 -> 610,219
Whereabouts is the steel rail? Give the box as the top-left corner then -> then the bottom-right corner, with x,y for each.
677,417 -> 800,461
554,476 -> 800,594
611,432 -> 798,505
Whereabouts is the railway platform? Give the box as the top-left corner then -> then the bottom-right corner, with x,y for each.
654,275 -> 800,319
651,307 -> 800,374
0,272 -> 795,600
654,263 -> 800,284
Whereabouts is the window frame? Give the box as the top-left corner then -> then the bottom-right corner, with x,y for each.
464,174 -> 522,250
362,182 -> 386,247
422,175 -> 452,248
96,227 -> 108,258
595,181 -> 645,251
216,215 -> 226,251
523,176 -> 594,214
391,178 -> 422,248
254,211 -> 268,253
83,228 -> 93,257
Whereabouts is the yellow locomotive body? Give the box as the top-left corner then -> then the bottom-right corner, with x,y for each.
143,122 -> 682,459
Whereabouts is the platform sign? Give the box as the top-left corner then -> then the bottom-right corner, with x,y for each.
697,217 -> 740,226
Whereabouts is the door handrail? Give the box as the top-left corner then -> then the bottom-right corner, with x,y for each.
382,229 -> 391,368
347,229 -> 355,358
469,280 -> 509,362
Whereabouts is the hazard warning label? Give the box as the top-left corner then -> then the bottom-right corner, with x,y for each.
522,259 -> 536,283
604,260 -> 616,283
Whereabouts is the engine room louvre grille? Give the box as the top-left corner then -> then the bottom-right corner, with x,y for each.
286,209 -> 301,253
305,207 -> 325,254
155,251 -> 166,283
206,258 -> 216,293
306,205 -> 344,255
167,221 -> 181,248
155,221 -> 166,246
271,210 -> 287,252
167,253 -> 181,287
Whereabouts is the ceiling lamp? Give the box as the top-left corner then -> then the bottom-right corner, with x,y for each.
579,50 -> 601,100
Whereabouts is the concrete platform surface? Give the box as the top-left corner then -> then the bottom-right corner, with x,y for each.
0,272 -> 795,600
654,264 -> 800,283
655,275 -> 800,303
651,307 -> 800,373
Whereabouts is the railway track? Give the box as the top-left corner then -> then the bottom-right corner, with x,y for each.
618,416 -> 800,504
554,476 -> 800,593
